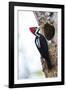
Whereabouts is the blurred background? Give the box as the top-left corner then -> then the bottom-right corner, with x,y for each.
18,11 -> 44,80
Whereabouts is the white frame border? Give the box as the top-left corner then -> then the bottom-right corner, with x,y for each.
14,6 -> 61,84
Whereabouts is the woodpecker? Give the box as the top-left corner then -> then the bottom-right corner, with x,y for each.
29,27 -> 53,70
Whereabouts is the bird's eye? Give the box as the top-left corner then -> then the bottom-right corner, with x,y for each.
35,27 -> 37,29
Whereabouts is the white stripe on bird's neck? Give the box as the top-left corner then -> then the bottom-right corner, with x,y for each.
35,27 -> 40,37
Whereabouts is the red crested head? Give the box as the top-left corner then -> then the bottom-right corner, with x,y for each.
29,27 -> 36,35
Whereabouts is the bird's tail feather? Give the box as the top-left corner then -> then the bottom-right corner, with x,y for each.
46,56 -> 53,70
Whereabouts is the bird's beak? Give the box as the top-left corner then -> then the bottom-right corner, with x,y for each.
29,27 -> 36,35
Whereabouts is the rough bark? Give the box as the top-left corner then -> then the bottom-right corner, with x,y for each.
33,11 -> 58,78
41,42 -> 57,78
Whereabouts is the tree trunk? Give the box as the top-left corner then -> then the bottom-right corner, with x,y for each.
41,42 -> 57,78
33,11 -> 58,77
